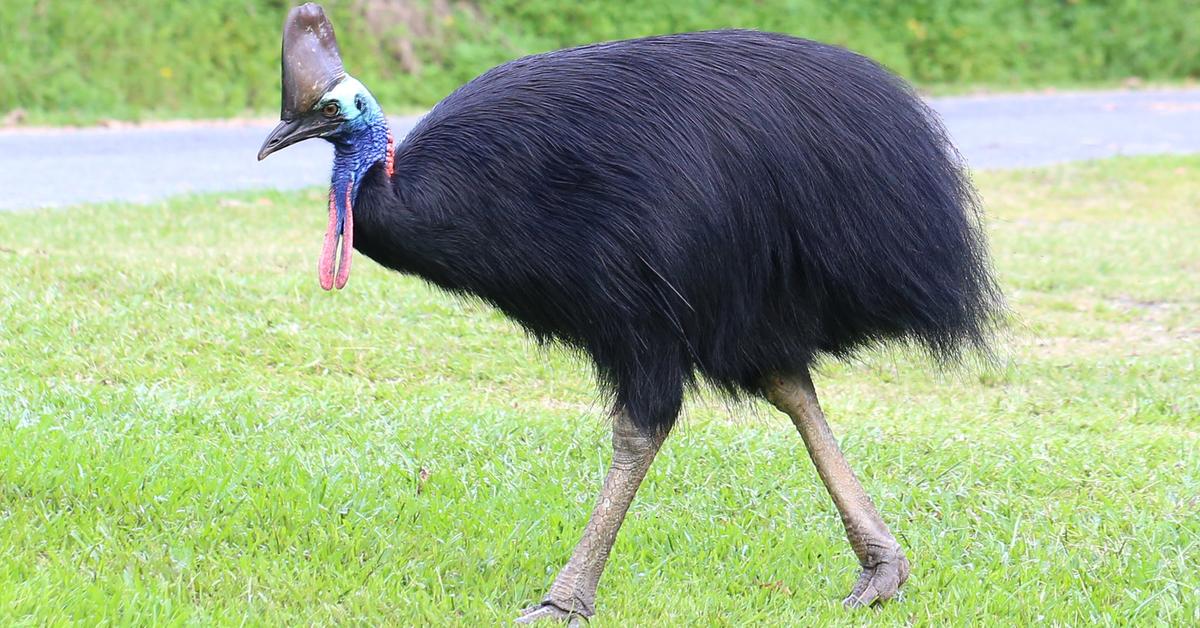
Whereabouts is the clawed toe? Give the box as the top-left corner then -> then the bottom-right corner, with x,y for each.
842,551 -> 910,608
515,602 -> 589,626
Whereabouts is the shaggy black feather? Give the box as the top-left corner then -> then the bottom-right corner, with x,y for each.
352,30 -> 1003,432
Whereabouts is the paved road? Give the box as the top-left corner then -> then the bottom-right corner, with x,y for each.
3,89 -> 1199,210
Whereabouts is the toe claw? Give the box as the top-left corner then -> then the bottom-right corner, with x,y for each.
515,602 -> 588,625
842,551 -> 909,608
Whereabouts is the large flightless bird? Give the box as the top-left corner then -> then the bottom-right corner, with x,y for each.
258,4 -> 1001,621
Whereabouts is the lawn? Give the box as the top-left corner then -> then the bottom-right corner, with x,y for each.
0,155 -> 1197,625
6,1 -> 1199,125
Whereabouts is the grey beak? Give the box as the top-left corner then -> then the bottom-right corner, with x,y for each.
257,116 -> 336,161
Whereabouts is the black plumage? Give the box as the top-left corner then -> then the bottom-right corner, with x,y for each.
351,30 -> 1001,432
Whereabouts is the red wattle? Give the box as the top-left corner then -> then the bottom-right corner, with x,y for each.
335,185 -> 353,289
318,191 -> 338,290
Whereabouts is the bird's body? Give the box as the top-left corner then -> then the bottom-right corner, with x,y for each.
260,6 -> 1001,620
352,30 -> 998,432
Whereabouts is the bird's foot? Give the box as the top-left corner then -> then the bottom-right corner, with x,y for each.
515,600 -> 590,626
842,549 -> 909,608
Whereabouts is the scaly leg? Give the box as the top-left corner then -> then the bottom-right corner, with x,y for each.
764,370 -> 909,607
516,411 -> 668,624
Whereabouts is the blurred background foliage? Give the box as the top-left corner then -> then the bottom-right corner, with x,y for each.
2,0 -> 1198,123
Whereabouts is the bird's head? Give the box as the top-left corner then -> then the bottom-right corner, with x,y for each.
257,3 -> 378,160
257,3 -> 392,291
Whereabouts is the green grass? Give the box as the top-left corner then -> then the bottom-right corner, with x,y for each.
1,155 -> 1198,624
4,0 -> 1199,124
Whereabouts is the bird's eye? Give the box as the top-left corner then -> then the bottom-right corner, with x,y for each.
322,102 -> 340,118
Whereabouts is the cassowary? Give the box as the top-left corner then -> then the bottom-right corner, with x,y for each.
258,4 -> 1001,621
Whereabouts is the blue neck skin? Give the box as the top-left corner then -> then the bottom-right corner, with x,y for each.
328,93 -> 389,235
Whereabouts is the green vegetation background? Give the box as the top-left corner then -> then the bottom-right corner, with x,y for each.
3,0 -> 1199,123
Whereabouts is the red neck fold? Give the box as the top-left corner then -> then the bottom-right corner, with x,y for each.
385,130 -> 395,178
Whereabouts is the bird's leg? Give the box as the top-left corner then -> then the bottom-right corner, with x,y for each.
764,370 -> 909,608
516,410 -> 668,625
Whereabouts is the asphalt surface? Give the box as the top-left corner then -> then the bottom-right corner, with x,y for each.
3,89 -> 1199,210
